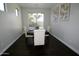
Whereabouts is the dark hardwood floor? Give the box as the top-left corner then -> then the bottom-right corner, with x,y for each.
2,33 -> 79,56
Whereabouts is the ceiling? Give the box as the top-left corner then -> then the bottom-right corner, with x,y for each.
18,3 -> 57,9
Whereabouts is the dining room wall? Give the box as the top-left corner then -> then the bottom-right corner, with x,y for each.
49,3 -> 79,54
0,3 -> 23,55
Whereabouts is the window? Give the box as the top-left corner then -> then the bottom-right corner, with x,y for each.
28,13 -> 44,28
15,8 -> 19,16
0,3 -> 4,11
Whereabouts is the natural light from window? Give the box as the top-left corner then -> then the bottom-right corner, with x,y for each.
0,3 -> 4,11
28,13 -> 44,28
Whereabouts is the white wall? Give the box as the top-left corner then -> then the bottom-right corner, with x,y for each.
0,3 -> 22,55
21,8 -> 51,31
50,3 -> 79,54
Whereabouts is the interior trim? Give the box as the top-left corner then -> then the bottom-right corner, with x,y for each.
49,32 -> 79,55
0,33 -> 23,55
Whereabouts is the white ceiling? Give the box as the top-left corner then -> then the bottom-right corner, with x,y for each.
18,3 -> 57,8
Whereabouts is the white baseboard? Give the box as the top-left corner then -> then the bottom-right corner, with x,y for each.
0,33 -> 23,55
49,32 -> 79,55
